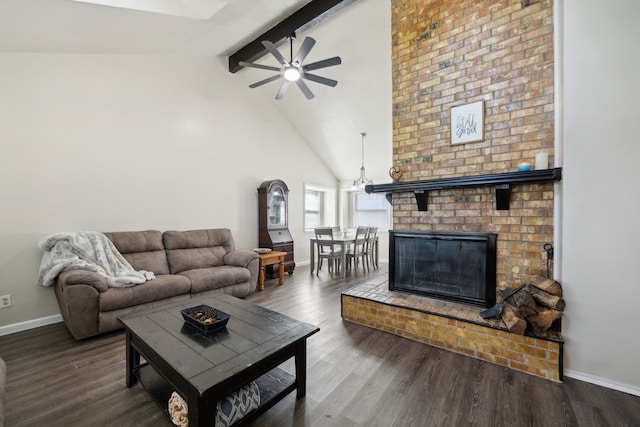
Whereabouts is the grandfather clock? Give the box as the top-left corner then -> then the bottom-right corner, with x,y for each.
258,179 -> 295,276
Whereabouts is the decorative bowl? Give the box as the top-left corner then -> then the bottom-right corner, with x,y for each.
517,162 -> 531,172
254,248 -> 272,254
181,304 -> 229,334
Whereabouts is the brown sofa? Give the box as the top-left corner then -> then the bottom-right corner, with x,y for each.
0,357 -> 5,427
53,228 -> 259,340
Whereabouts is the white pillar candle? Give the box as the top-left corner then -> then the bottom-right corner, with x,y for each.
535,152 -> 549,170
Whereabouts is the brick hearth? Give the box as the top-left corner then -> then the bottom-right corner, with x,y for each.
341,276 -> 563,382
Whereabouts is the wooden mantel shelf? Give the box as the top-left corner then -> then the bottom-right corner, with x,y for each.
364,167 -> 562,211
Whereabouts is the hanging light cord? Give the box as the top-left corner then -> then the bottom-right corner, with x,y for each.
360,132 -> 366,169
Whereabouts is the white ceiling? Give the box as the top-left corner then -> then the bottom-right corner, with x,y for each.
0,0 -> 392,182
70,0 -> 229,20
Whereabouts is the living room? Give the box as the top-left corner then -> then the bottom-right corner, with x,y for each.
1,0 -> 640,424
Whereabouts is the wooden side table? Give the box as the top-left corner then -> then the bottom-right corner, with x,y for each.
258,251 -> 287,291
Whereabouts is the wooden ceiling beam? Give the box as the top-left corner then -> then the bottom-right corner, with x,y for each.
228,0 -> 356,73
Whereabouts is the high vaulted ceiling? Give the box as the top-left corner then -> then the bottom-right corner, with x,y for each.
0,0 -> 392,183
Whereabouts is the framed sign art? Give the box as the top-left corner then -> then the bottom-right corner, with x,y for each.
451,100 -> 484,145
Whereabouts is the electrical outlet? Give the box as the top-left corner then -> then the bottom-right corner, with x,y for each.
0,294 -> 11,309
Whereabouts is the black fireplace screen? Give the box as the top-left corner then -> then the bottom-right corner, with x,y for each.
389,230 -> 497,307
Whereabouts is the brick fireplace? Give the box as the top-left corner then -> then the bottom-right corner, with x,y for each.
388,0 -> 556,283
341,0 -> 562,381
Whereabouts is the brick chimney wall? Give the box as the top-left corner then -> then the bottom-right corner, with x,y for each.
390,0 -> 555,287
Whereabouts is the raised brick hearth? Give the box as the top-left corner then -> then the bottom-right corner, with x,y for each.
341,276 -> 563,382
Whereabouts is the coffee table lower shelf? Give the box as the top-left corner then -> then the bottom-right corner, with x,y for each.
136,362 -> 296,426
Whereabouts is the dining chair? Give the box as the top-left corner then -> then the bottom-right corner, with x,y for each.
314,227 -> 342,276
365,226 -> 378,270
346,226 -> 369,275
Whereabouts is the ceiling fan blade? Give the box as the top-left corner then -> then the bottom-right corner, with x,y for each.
239,61 -> 282,72
296,79 -> 315,100
275,80 -> 290,100
303,73 -> 338,87
261,40 -> 287,66
293,37 -> 316,65
249,74 -> 282,88
303,56 -> 342,72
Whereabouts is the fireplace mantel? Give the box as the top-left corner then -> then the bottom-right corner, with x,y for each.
365,167 -> 562,211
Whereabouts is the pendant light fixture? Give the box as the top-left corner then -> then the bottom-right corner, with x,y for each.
353,132 -> 373,189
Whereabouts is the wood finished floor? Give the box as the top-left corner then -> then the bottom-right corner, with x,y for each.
1,264 -> 639,426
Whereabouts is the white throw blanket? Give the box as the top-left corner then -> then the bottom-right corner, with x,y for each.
37,231 -> 155,288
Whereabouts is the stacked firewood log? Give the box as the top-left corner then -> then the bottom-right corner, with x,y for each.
499,275 -> 564,338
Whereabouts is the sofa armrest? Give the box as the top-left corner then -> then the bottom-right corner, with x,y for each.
224,250 -> 260,294
224,249 -> 259,269
58,270 -> 108,292
54,271 -> 103,340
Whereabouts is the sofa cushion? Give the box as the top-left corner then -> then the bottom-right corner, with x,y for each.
104,230 -> 170,275
99,274 -> 190,312
164,229 -> 235,274
179,266 -> 251,295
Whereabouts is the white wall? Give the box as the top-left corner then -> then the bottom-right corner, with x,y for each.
0,53 -> 337,329
562,0 -> 640,392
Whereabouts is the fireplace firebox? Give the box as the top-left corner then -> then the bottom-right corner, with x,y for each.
389,230 -> 497,308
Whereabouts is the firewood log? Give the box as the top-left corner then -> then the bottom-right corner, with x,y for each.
527,284 -> 565,311
510,290 -> 539,318
527,309 -> 563,331
501,302 -> 527,335
529,275 -> 563,297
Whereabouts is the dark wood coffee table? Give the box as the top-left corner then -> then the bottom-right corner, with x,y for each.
120,293 -> 319,427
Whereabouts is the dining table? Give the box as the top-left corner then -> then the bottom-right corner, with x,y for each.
309,234 -> 378,279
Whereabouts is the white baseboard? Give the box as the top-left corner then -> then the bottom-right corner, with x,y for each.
0,314 -> 63,336
565,369 -> 640,397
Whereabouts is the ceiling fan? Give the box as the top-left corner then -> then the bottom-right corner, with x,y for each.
239,35 -> 341,100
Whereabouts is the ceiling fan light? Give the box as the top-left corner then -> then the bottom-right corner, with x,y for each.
283,67 -> 301,82
242,37 -> 340,99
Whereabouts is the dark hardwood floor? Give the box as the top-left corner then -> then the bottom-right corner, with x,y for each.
1,264 -> 639,426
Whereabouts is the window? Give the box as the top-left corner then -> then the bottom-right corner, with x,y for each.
348,191 -> 391,231
304,189 -> 321,229
304,184 -> 336,231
